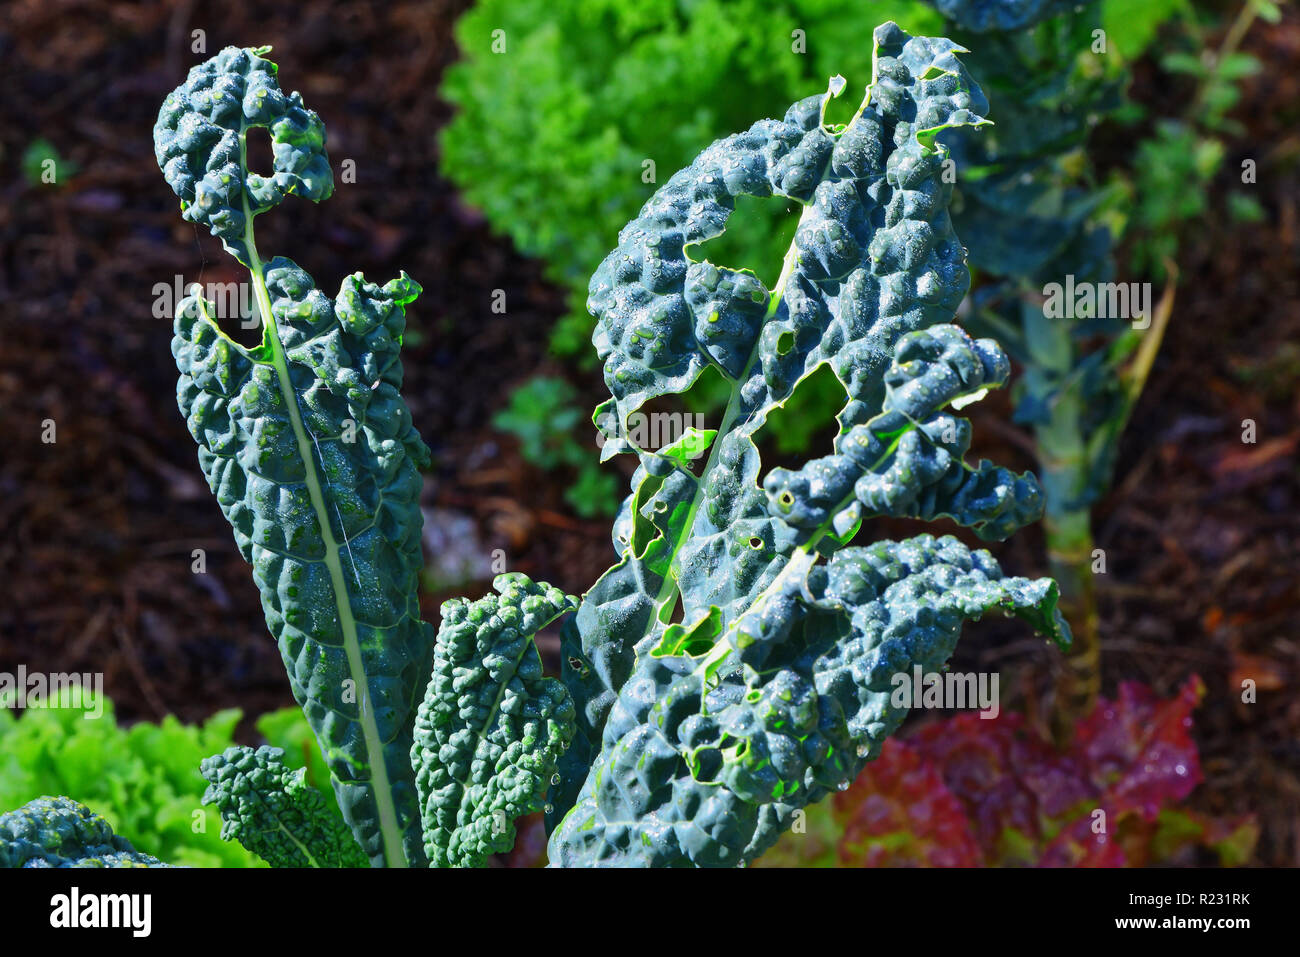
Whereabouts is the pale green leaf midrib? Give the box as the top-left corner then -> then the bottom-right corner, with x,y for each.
237,126 -> 408,868
246,780 -> 322,867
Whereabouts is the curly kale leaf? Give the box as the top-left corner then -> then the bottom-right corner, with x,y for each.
550,333 -> 1068,867
158,48 -> 434,868
553,534 -> 1064,867
200,746 -> 367,867
154,45 -> 332,266
547,22 -> 1068,867
413,574 -> 577,867
0,797 -> 172,868
172,261 -> 432,868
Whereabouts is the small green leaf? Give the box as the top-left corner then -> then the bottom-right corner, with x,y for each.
412,574 -> 577,867
201,746 -> 367,867
1160,52 -> 1206,76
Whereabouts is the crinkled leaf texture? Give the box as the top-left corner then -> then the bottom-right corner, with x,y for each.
546,22 -> 1068,868
413,574 -> 577,867
154,45 -> 332,266
201,746 -> 367,868
158,47 -> 434,868
0,797 -> 171,868
171,260 -> 433,867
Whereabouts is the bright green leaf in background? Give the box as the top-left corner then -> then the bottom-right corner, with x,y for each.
0,687 -> 329,867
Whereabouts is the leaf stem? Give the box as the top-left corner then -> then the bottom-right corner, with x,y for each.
239,127 -> 408,868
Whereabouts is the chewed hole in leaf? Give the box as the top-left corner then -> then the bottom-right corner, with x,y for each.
657,590 -> 684,626
691,747 -> 723,782
754,362 -> 850,463
630,365 -> 727,472
187,280 -> 264,350
651,605 -> 721,658
244,126 -> 274,179
821,79 -> 861,132
687,193 -> 799,289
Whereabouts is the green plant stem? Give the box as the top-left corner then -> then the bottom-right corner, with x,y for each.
1044,503 -> 1100,742
1048,268 -> 1175,741
1187,0 -> 1263,119
1019,295 -> 1102,734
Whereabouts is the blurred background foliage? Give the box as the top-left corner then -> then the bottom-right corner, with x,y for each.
0,687 -> 331,867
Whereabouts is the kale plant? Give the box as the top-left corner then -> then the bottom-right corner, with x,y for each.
936,2 -> 1129,724
2,26 -> 1069,868
151,45 -> 436,867
936,0 -> 1265,727
545,21 -> 1070,865
437,0 -> 1187,731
